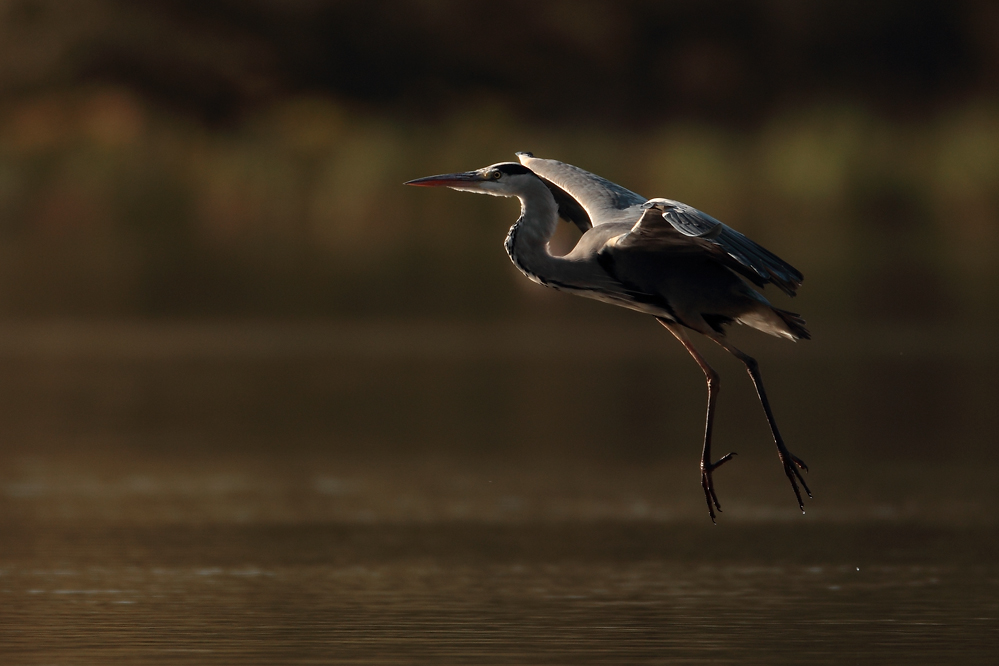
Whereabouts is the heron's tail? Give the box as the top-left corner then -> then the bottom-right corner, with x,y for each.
774,308 -> 811,341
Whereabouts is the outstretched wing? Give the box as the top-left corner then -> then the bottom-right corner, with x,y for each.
616,200 -> 804,296
518,152 -> 647,227
541,177 -> 593,233
518,154 -> 804,295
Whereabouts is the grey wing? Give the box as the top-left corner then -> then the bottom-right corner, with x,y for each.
618,202 -> 804,296
655,199 -> 724,238
542,178 -> 593,233
517,152 -> 647,227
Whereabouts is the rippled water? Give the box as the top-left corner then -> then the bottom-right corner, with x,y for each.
3,522 -> 997,664
0,321 -> 996,663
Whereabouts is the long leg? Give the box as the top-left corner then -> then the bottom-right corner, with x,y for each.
707,334 -> 811,512
657,318 -> 736,523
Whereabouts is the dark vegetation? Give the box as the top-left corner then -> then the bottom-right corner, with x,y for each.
0,0 -> 996,321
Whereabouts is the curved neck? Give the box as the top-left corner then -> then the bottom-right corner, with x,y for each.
504,178 -> 562,285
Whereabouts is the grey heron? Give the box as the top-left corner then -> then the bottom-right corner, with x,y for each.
406,153 -> 810,522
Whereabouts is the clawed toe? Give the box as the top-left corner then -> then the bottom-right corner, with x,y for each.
780,451 -> 811,512
701,452 -> 737,524
710,452 -> 737,470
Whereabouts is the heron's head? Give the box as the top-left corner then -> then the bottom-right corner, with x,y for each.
405,162 -> 537,197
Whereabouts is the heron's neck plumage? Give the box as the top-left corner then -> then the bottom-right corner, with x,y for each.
503,178 -> 567,287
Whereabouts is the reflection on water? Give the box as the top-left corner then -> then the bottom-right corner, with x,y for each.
0,321 -> 997,663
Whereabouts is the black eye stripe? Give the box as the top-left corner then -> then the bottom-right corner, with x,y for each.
493,163 -> 533,176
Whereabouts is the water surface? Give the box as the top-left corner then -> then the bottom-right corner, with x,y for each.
0,321 -> 996,664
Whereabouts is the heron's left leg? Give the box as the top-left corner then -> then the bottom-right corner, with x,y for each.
708,335 -> 811,512
657,318 -> 736,523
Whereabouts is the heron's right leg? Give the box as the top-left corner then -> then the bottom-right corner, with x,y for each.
707,334 -> 811,513
657,318 -> 736,524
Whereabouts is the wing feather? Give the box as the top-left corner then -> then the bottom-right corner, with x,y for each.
517,152 -> 646,226
517,154 -> 803,295
541,178 -> 592,232
616,202 -> 804,296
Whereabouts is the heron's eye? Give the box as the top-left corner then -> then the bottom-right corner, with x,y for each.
490,170 -> 502,180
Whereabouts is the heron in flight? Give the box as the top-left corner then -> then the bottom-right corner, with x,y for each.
406,153 -> 810,522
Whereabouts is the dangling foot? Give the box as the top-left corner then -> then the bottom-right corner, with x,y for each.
778,447 -> 811,513
701,452 -> 737,524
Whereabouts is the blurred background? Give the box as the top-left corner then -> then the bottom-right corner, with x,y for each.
1,0 -> 997,322
3,2 -> 999,662
0,0 -> 997,521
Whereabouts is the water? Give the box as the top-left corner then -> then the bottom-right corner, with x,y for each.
3,521 -> 997,663
0,320 -> 996,664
